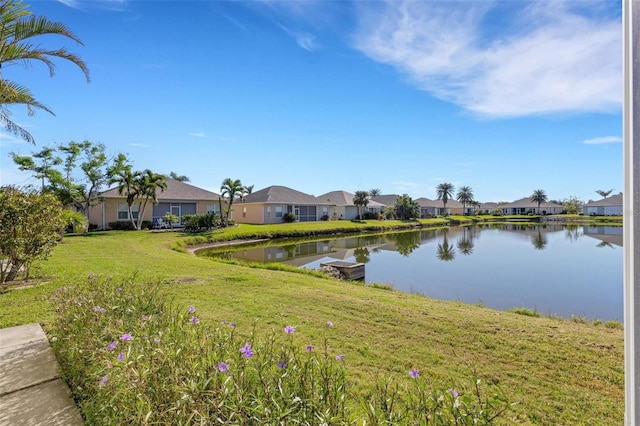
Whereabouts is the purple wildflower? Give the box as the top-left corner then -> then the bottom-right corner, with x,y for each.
191,316 -> 200,324
188,305 -> 196,313
106,341 -> 117,351
240,343 -> 253,359
409,369 -> 419,379
93,306 -> 106,313
335,354 -> 345,361
118,353 -> 125,362
99,376 -> 108,387
116,288 -> 122,293
218,362 -> 229,373
306,345 -> 315,351
120,333 -> 132,341
285,326 -> 295,334
153,337 -> 160,344
448,389 -> 459,398
326,321 -> 334,327
278,362 -> 287,369
230,322 -> 236,329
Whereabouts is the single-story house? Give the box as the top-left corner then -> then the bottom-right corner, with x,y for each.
415,198 -> 440,217
500,197 -> 564,215
370,194 -> 401,208
88,178 -> 222,229
234,185 -> 333,224
318,190 -> 385,220
582,193 -> 623,216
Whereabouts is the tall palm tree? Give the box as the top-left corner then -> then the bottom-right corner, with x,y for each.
353,190 -> 370,220
436,182 -> 455,216
168,171 -> 190,182
242,184 -> 254,201
595,189 -> 613,199
220,178 -> 243,226
368,188 -> 381,198
530,189 -> 548,215
113,167 -> 140,229
0,0 -> 90,144
456,186 -> 474,215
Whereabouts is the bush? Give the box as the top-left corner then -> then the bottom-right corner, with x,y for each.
50,276 -> 514,425
182,212 -> 222,232
108,221 -> 151,230
283,212 -> 297,223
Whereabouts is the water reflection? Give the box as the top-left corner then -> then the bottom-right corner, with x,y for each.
197,225 -> 623,320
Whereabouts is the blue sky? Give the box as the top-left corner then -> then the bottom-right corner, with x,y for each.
0,0 -> 622,203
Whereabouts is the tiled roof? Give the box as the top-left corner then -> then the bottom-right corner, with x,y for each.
500,197 -> 563,208
100,178 -> 220,201
370,194 -> 400,206
583,193 -> 623,207
318,190 -> 385,208
243,185 -> 332,205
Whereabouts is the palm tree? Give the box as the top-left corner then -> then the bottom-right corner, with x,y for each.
353,190 -> 370,220
168,172 -> 189,182
0,0 -> 90,144
530,189 -> 548,215
135,170 -> 167,230
456,186 -> 474,215
436,182 -> 455,216
242,184 -> 254,201
113,167 -> 140,229
595,189 -> 614,199
220,178 -> 243,226
436,231 -> 456,261
368,188 -> 381,198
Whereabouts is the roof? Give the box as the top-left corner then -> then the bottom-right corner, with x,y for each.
583,193 -> 623,207
100,178 -> 220,201
370,194 -> 401,206
500,197 -> 564,208
243,185 -> 332,205
318,190 -> 385,208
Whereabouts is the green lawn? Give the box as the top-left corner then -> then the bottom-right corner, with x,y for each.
0,221 -> 624,424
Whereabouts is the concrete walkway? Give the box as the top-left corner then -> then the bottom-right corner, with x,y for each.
0,323 -> 83,425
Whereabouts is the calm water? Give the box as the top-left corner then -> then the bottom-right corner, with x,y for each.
198,224 -> 623,321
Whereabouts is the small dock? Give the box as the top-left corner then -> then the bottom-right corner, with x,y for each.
320,261 -> 365,280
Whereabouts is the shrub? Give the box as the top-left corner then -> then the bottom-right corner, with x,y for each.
283,212 -> 297,223
489,209 -> 502,216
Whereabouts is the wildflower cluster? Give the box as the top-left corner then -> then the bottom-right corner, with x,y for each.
50,275 -> 513,425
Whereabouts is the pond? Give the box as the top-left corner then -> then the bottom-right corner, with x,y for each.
197,224 -> 623,321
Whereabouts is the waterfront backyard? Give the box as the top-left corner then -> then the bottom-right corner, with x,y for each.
0,220 -> 624,424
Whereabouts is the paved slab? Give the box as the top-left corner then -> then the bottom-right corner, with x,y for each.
0,323 -> 83,425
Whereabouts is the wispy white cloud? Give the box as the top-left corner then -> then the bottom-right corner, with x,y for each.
57,0 -> 128,12
583,136 -> 622,145
353,1 -> 621,118
188,132 -> 206,138
279,24 -> 319,51
130,142 -> 149,148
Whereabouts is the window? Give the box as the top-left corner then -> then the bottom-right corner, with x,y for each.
275,206 -> 283,218
117,203 -> 138,220
267,206 -> 271,218
206,204 -> 220,214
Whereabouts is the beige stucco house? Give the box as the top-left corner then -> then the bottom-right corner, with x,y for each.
88,179 -> 222,229
234,185 -> 333,224
318,190 -> 385,220
500,197 -> 564,215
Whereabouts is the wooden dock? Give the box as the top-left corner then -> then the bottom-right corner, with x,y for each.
320,261 -> 365,280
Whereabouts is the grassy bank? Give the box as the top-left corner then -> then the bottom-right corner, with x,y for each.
0,221 -> 624,424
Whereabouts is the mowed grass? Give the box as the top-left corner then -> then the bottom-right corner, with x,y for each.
0,222 -> 624,424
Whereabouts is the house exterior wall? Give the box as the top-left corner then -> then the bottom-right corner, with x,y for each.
584,205 -> 623,215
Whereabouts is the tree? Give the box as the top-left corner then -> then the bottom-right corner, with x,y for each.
394,194 -> 420,220
168,172 -> 190,182
530,189 -> 548,215
219,178 -> 244,226
595,189 -> 614,199
436,183 -> 455,215
436,231 -> 456,261
456,186 -> 474,215
11,141 -> 125,220
0,186 -> 66,282
135,170 -> 167,230
563,196 -> 584,215
0,0 -> 90,144
111,166 -> 166,230
353,190 -> 370,219
242,184 -> 254,201
368,188 -> 381,198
